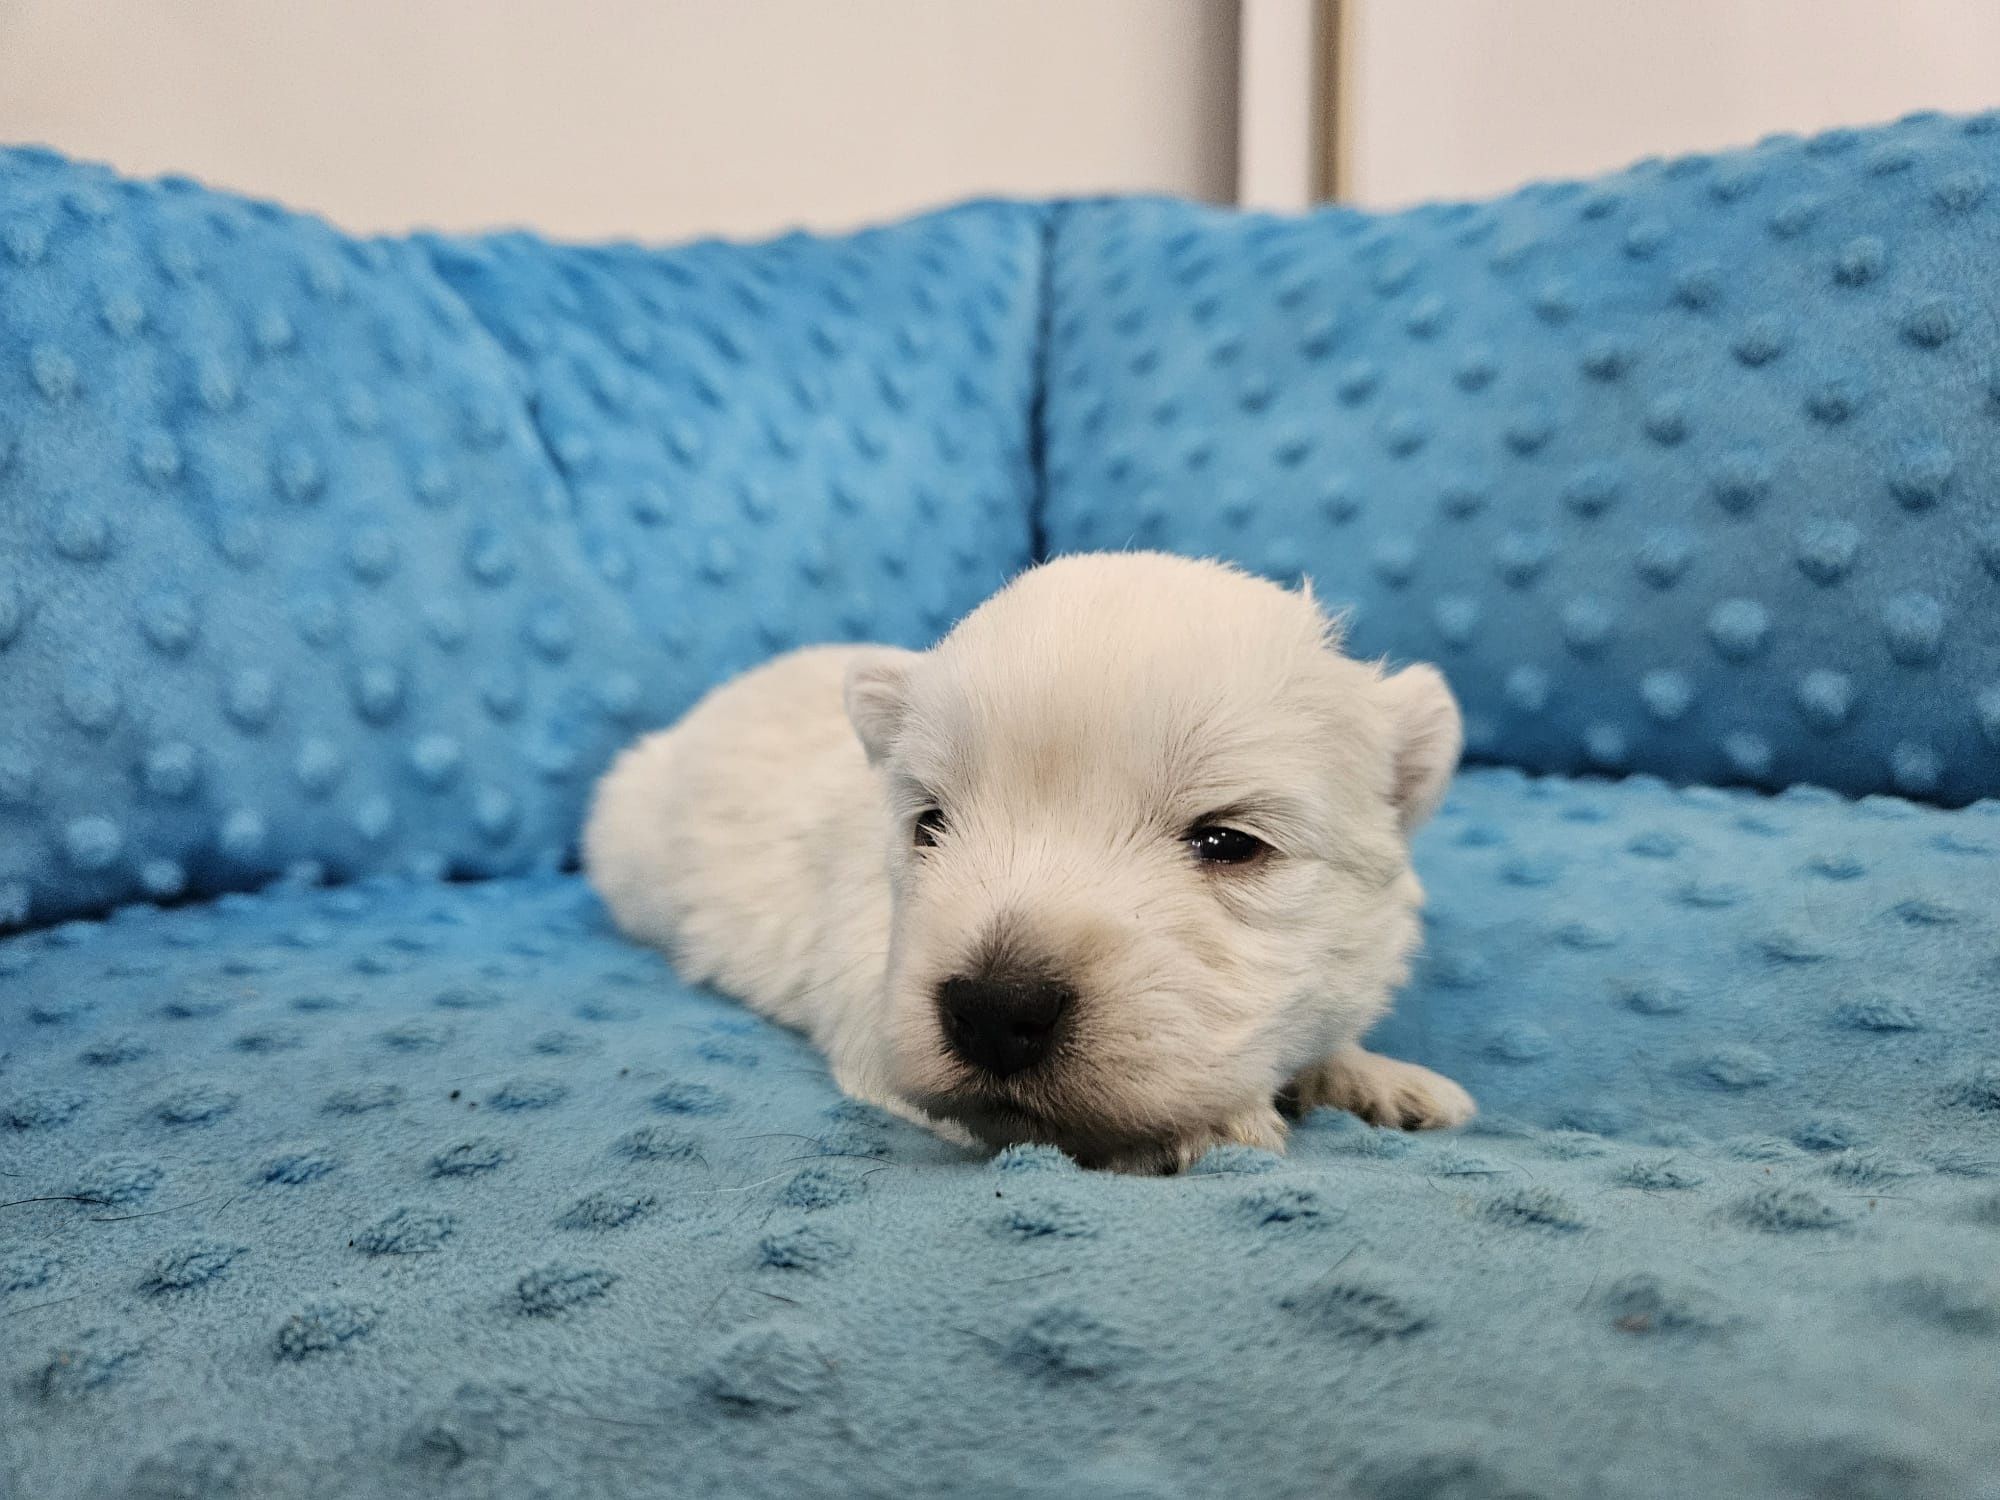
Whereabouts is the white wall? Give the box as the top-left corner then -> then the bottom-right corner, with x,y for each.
11,1 -> 1988,240
1344,0 -> 2000,207
0,0 -> 1241,241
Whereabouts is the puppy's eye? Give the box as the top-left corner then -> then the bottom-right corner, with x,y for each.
1187,825 -> 1270,866
913,808 -> 947,849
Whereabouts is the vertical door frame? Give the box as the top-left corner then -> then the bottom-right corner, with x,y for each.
1236,0 -> 1345,209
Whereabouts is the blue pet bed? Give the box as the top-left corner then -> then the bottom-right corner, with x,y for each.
3,114 -> 1998,1499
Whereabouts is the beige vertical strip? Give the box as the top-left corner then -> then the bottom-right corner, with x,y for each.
1316,0 -> 1350,201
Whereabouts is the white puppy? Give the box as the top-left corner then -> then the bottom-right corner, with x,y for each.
585,551 -> 1472,1173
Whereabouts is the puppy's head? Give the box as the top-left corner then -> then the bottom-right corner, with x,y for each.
844,552 -> 1459,1170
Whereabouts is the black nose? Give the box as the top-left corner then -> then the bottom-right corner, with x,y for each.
936,970 -> 1074,1079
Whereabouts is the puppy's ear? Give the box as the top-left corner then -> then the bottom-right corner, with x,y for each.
844,648 -> 920,766
1377,664 -> 1462,834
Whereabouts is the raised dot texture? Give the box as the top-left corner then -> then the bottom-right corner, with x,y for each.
1634,527 -> 1693,588
1805,376 -> 1865,425
140,1243 -> 241,1295
275,1300 -> 379,1360
355,1209 -> 455,1256
1241,1185 -> 1332,1227
1795,518 -> 1859,584
325,1081 -> 402,1115
4,1086 -> 82,1129
1733,1186 -> 1849,1232
1706,600 -> 1770,661
701,1323 -> 831,1409
155,1084 -> 236,1126
1796,670 -> 1857,730
71,1154 -> 163,1207
1833,235 -> 1885,284
1483,1187 -> 1585,1232
1640,670 -> 1694,723
1006,1303 -> 1134,1380
1888,444 -> 1954,509
759,1223 -> 853,1270
430,1139 -> 510,1177
33,1330 -> 142,1400
258,1146 -> 339,1186
488,1077 -> 566,1111
1601,1273 -> 1736,1336
514,1263 -> 615,1316
1560,597 -> 1615,655
1902,298 -> 1959,348
63,816 -> 121,872
558,1190 -> 657,1231
1279,1279 -> 1429,1342
1710,449 -> 1772,514
1882,594 -> 1944,666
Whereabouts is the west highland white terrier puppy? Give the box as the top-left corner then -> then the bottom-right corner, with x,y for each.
585,551 -> 1472,1173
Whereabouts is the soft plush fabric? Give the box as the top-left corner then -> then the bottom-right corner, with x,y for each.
5,119 -> 2000,1500
0,147 -> 1042,931
1042,110 -> 2000,805
4,769 -> 1998,1499
423,211 -> 1042,668
0,148 -> 641,928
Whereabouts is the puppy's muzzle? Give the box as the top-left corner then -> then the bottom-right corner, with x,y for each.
936,967 -> 1074,1079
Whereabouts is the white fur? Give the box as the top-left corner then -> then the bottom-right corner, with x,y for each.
584,552 -> 1472,1173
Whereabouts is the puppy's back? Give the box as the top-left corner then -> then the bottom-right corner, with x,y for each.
582,646 -> 893,1038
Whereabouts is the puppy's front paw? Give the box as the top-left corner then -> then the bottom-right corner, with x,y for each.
1289,1047 -> 1475,1131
